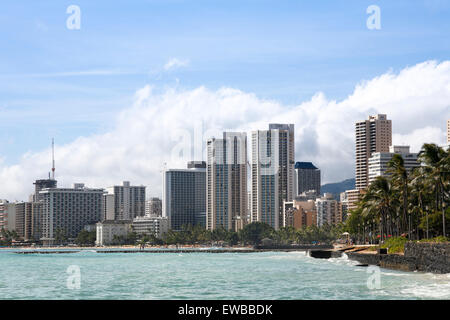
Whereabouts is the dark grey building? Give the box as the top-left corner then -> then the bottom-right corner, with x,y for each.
294,162 -> 321,197
163,161 -> 206,230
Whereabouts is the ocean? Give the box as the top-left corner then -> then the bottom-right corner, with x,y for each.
0,249 -> 449,299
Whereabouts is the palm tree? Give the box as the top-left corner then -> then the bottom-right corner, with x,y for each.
387,154 -> 410,238
362,176 -> 395,243
418,144 -> 449,237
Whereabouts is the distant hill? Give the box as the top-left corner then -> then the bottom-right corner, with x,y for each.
321,178 -> 355,199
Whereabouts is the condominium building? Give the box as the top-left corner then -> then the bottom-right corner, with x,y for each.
294,162 -> 321,197
102,193 -> 115,221
283,199 -> 317,229
206,132 -> 247,231
251,124 -> 295,230
145,197 -> 162,217
163,161 -> 206,230
96,220 -> 132,246
315,193 -> 341,226
339,192 -> 349,222
355,114 -> 392,190
132,216 -> 169,238
105,181 -> 146,220
15,202 -> 33,241
0,200 -> 16,231
30,202 -> 43,241
368,145 -> 420,184
345,189 -> 364,212
40,183 -> 104,245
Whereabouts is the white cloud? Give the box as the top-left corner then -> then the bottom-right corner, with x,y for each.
163,58 -> 190,71
0,60 -> 449,201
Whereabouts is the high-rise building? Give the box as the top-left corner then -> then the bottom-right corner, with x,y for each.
368,145 -> 420,184
251,124 -> 295,230
294,162 -> 321,196
106,181 -> 146,220
40,183 -> 104,245
206,132 -> 247,231
145,197 -> 162,217
163,161 -> 206,230
33,179 -> 57,202
15,202 -> 33,241
0,200 -> 16,231
355,114 -> 392,190
102,193 -> 115,221
315,193 -> 341,226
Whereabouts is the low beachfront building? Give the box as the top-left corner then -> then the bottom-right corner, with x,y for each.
96,220 -> 132,246
131,216 -> 169,238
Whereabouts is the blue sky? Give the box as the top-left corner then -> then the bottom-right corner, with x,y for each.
1,0 -> 450,167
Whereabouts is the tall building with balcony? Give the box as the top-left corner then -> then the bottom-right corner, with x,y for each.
355,114 -> 392,190
15,202 -> 33,241
315,193 -> 341,226
0,200 -> 16,231
40,183 -> 104,245
294,162 -> 321,196
251,124 -> 295,230
206,132 -> 247,231
163,161 -> 206,230
105,181 -> 146,220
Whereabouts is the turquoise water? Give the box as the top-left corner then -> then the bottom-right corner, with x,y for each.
0,250 -> 449,299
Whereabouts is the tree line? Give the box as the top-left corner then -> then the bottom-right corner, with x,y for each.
345,143 -> 449,243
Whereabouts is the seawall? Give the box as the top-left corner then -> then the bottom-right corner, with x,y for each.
346,242 -> 450,274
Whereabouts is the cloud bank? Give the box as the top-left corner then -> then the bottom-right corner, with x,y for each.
1,60 -> 449,201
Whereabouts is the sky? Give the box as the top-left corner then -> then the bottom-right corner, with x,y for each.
0,0 -> 449,201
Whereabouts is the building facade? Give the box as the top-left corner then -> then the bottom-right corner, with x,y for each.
368,145 -> 420,184
15,202 -> 33,241
163,161 -> 206,230
106,181 -> 146,220
251,124 -> 295,230
40,184 -> 104,244
294,162 -> 321,196
283,199 -> 317,229
315,193 -> 341,226
96,220 -> 132,246
355,114 -> 392,190
145,197 -> 162,217
132,216 -> 169,238
206,132 -> 247,231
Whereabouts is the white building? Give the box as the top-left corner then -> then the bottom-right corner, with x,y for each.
315,193 -> 340,226
368,145 -> 420,185
0,200 -> 16,231
132,216 -> 169,238
96,220 -> 132,246
251,124 -> 295,230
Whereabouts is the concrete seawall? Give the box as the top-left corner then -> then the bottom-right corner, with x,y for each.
346,242 -> 450,274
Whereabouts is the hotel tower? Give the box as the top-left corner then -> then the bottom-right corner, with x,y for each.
251,124 -> 295,230
355,114 -> 392,190
206,132 -> 248,231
